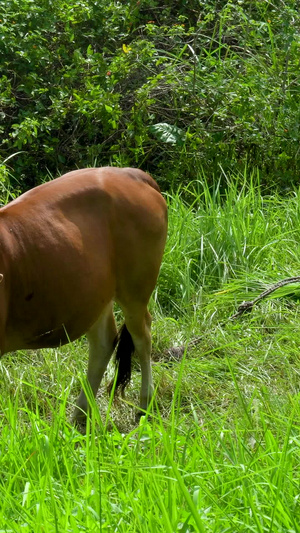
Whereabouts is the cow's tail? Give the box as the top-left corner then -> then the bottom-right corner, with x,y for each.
108,324 -> 134,397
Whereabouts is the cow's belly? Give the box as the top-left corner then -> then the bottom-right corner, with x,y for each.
3,264 -> 115,353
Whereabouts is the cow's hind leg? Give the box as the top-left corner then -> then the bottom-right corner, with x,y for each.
118,304 -> 154,416
73,302 -> 117,424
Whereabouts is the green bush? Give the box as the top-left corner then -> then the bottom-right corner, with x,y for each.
0,0 -> 299,190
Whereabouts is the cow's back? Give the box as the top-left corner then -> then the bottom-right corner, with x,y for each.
0,168 -> 167,353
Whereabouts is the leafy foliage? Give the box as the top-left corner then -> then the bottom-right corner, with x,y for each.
0,0 -> 299,189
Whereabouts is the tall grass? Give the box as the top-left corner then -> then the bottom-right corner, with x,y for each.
158,170 -> 300,316
1,170 -> 300,531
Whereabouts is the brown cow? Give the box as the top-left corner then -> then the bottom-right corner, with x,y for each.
0,167 -> 167,423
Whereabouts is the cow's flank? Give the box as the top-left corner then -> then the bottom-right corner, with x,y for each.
0,167 -> 167,423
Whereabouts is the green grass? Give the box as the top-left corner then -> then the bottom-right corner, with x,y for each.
1,172 -> 300,531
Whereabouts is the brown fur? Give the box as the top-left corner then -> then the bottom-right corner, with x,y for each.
0,167 -> 167,421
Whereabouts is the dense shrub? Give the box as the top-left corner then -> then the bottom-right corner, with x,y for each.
0,0 -> 299,190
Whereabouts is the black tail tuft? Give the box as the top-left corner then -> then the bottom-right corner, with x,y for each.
107,324 -> 134,397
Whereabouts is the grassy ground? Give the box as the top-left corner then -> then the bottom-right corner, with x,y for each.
0,173 -> 300,531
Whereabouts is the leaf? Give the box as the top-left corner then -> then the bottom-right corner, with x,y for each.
149,123 -> 186,146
